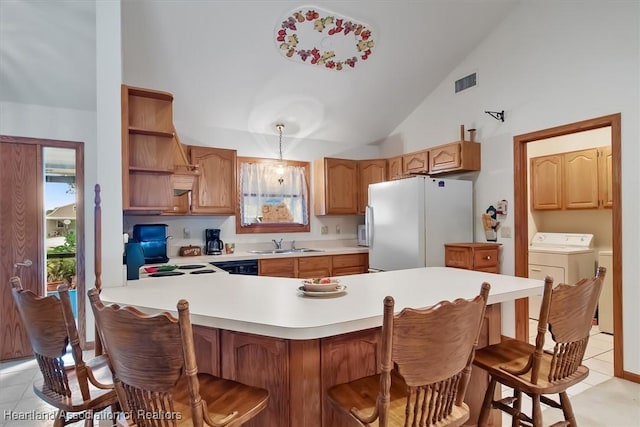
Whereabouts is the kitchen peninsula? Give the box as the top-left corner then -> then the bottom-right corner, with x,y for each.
101,267 -> 542,427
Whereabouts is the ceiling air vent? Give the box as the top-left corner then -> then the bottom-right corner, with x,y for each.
455,72 -> 477,93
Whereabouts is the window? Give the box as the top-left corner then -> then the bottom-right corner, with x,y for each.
236,157 -> 310,233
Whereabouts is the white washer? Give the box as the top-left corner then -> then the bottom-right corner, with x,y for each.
597,250 -> 613,334
528,233 -> 596,320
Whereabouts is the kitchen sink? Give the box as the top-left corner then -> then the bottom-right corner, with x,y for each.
247,248 -> 324,254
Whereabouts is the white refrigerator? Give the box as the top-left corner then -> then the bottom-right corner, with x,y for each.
366,176 -> 473,271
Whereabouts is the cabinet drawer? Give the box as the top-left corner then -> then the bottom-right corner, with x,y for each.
332,253 -> 368,269
333,266 -> 367,276
444,247 -> 472,269
473,249 -> 499,269
259,258 -> 296,277
298,256 -> 331,278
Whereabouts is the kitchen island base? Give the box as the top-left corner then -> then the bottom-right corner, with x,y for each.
192,304 -> 502,427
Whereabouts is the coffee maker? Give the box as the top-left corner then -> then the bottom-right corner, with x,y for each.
205,229 -> 224,255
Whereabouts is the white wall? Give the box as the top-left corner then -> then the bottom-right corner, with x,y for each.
380,2 -> 639,374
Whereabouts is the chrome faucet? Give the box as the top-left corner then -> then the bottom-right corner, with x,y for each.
291,240 -> 296,250
272,238 -> 283,249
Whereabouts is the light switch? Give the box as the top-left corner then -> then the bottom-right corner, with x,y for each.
500,226 -> 512,238
183,227 -> 191,238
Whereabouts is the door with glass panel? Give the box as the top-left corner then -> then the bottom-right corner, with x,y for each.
0,136 -> 84,361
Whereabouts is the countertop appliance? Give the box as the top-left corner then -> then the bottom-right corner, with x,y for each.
205,228 -> 224,255
210,259 -> 259,275
132,224 -> 169,264
527,232 -> 595,320
366,176 -> 473,271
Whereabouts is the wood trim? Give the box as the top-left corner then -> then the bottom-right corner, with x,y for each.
513,113 -> 625,379
235,156 -> 311,233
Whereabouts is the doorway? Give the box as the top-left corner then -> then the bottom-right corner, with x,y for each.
0,135 -> 85,361
513,113 -> 622,378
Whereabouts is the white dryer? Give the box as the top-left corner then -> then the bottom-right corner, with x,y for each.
528,232 -> 596,320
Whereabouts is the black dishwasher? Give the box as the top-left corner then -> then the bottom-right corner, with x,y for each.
210,259 -> 259,275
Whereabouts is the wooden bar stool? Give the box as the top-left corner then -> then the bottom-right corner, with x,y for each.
473,266 -> 606,427
327,282 -> 491,427
88,287 -> 268,427
10,277 -> 118,427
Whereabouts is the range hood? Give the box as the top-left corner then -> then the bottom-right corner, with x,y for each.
171,128 -> 199,196
171,170 -> 198,196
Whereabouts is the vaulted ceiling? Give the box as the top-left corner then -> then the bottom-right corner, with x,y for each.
1,0 -> 519,147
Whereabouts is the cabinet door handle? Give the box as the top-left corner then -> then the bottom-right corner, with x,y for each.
483,255 -> 491,260
530,267 -> 542,272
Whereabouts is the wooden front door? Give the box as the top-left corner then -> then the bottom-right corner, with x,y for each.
0,141 -> 42,360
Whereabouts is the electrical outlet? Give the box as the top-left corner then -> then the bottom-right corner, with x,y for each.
335,224 -> 341,234
500,226 -> 512,238
183,227 -> 191,238
321,226 -> 329,235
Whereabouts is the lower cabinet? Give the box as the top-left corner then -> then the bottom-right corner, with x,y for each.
331,253 -> 369,276
444,243 -> 501,273
258,258 -> 296,277
298,256 -> 331,278
320,329 -> 381,427
259,253 -> 369,278
192,303 -> 501,427
220,330 -> 290,427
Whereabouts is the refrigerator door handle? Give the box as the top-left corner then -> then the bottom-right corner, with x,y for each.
365,205 -> 373,248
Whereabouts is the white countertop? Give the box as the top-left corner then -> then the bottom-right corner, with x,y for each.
102,267 -> 542,340
166,245 -> 369,264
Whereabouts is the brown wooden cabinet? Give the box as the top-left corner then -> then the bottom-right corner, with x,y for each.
530,154 -> 563,210
387,156 -> 403,180
190,146 -> 237,215
445,243 -> 500,274
220,330 -> 289,427
402,150 -> 429,175
191,325 -> 220,376
564,148 -> 599,209
259,257 -> 296,277
298,256 -> 332,278
357,159 -> 387,214
331,253 -> 369,276
599,146 -> 613,208
320,328 -> 381,427
530,146 -> 611,211
314,158 -> 358,215
428,140 -> 481,175
121,85 -> 176,211
259,253 -> 369,278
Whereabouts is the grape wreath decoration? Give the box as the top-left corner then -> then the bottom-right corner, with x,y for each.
276,8 -> 375,71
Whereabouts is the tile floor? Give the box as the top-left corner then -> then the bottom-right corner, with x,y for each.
492,320 -> 639,426
0,327 -> 638,427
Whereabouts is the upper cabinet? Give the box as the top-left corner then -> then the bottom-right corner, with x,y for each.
530,146 -> 611,211
402,150 -> 429,175
387,156 -> 403,180
599,146 -> 613,208
357,159 -> 387,214
530,154 -> 563,210
314,158 -> 358,215
121,85 -> 177,211
428,140 -> 481,175
190,146 -> 237,215
563,148 -> 599,209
